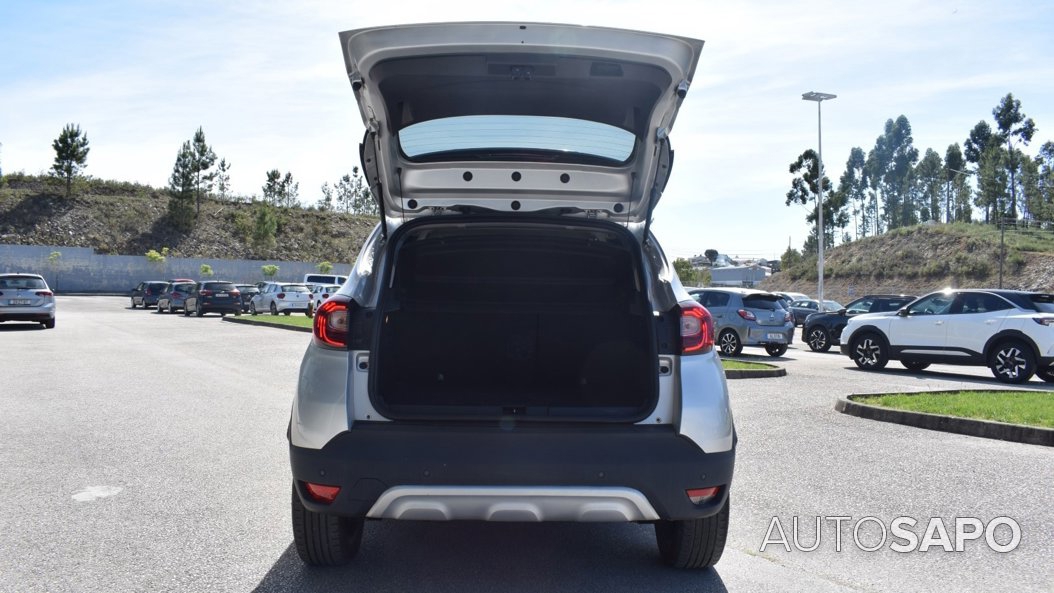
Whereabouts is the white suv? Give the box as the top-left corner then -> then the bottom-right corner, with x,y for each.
840,289 -> 1054,383
288,22 -> 736,569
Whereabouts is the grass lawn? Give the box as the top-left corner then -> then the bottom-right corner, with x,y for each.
235,314 -> 313,330
856,391 -> 1054,429
721,359 -> 776,371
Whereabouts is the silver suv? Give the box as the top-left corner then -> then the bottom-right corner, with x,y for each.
288,22 -> 735,570
689,288 -> 794,357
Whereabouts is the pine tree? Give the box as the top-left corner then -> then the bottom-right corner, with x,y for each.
168,142 -> 196,231
191,127 -> 216,215
215,158 -> 231,201
50,123 -> 90,197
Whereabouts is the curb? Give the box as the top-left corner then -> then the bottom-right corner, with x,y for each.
835,393 -> 1054,447
724,366 -> 786,379
222,316 -> 311,333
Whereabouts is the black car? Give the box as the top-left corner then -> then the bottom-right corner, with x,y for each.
183,281 -> 243,317
235,284 -> 261,313
130,281 -> 170,309
801,294 -> 916,352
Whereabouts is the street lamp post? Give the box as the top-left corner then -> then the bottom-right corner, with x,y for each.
802,91 -> 836,305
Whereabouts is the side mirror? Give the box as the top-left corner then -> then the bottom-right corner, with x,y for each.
897,307 -> 909,317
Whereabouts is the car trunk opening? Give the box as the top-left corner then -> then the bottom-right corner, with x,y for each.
372,219 -> 658,422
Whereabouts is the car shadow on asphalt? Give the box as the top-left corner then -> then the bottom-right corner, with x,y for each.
252,522 -> 729,593
0,323 -> 46,331
841,366 -> 1054,390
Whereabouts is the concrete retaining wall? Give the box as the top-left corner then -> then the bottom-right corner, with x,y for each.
0,243 -> 353,293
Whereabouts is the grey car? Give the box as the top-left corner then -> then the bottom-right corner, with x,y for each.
690,288 -> 794,356
0,273 -> 56,329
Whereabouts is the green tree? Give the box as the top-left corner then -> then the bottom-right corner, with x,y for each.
191,127 -> 216,215
865,116 -> 918,231
319,182 -> 334,211
914,148 -> 944,222
215,158 -> 231,201
977,144 -> 1009,222
786,149 -> 847,253
317,261 -> 334,274
261,264 -> 279,279
47,250 -> 62,290
50,123 -> 90,197
780,246 -> 804,272
263,169 -> 299,208
168,141 -> 196,231
963,121 -> 997,222
992,93 -> 1037,220
944,144 -> 972,223
672,258 -> 700,286
251,203 -> 278,251
199,264 -> 214,277
703,249 -> 719,264
837,147 -> 870,238
334,167 -> 377,216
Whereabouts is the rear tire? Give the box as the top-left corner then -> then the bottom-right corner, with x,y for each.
250,302 -> 258,316
42,319 -> 55,329
850,332 -> 888,370
270,302 -> 278,316
196,306 -> 204,317
284,311 -> 291,316
902,360 -> 930,371
655,496 -> 729,569
806,326 -> 831,352
291,484 -> 363,566
989,340 -> 1035,384
169,303 -> 176,314
717,329 -> 743,357
130,299 -> 137,309
764,344 -> 787,357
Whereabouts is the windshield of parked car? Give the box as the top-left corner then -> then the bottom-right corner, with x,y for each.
399,115 -> 636,164
0,276 -> 47,289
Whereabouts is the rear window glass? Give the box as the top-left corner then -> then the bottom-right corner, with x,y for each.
148,282 -> 170,290
1028,293 -> 1054,313
399,115 -> 636,163
205,282 -> 237,291
744,295 -> 781,310
0,276 -> 47,289
283,285 -> 310,293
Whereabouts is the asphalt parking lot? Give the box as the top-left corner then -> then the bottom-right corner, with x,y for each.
1,296 -> 1051,592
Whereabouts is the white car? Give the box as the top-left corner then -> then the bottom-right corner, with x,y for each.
840,289 -> 1054,383
288,22 -> 735,570
250,282 -> 312,316
0,273 -> 56,329
306,284 -> 342,317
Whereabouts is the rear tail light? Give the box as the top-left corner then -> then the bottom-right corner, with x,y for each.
313,295 -> 352,349
680,300 -> 714,355
1033,317 -> 1054,326
784,311 -> 793,322
737,309 -> 756,321
686,486 -> 721,504
277,293 -> 286,299
303,482 -> 341,504
200,290 -> 213,297
35,291 -> 53,297
230,290 -> 240,297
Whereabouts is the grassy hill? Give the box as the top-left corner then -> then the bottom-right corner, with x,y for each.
761,223 -> 1054,302
0,174 -> 375,263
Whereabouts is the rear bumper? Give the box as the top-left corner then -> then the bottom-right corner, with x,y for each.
278,301 -> 310,313
290,423 -> 735,522
0,305 -> 55,322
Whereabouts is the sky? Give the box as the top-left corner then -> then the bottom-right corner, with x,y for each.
2,0 -> 1053,261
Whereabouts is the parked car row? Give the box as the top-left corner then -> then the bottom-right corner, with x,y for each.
687,285 -> 1054,384
130,279 -> 337,317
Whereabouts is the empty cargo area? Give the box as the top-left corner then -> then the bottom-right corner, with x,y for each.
373,220 -> 657,421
